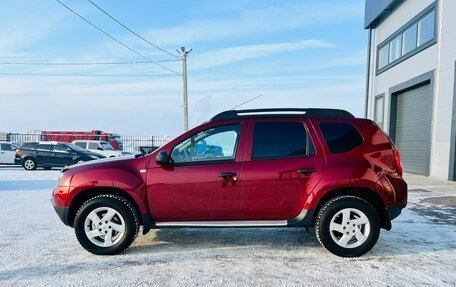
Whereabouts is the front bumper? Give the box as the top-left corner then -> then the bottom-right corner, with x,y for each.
51,190 -> 71,226
53,204 -> 70,226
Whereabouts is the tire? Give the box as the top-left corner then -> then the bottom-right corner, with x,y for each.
75,159 -> 85,164
23,158 -> 37,171
74,194 -> 140,255
315,196 -> 380,257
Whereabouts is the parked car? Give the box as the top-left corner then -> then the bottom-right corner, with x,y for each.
194,139 -> 223,158
72,140 -> 130,158
0,141 -> 19,164
51,108 -> 407,257
16,141 -> 105,170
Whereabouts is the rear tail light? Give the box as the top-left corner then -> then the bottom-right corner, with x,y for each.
393,149 -> 403,176
16,149 -> 23,154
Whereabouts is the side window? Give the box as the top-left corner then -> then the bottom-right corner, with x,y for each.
74,142 -> 87,149
22,142 -> 38,149
37,144 -> 52,151
53,144 -> 68,152
1,144 -> 10,151
88,142 -> 99,149
319,122 -> 363,153
171,124 -> 241,164
252,122 -> 313,160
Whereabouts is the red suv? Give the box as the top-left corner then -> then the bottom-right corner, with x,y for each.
51,109 -> 407,257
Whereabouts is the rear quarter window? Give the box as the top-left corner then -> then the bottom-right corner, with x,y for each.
21,142 -> 38,149
319,122 -> 363,153
36,144 -> 52,151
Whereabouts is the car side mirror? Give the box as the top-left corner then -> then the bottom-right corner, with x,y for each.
65,148 -> 72,153
156,150 -> 170,165
97,147 -> 103,151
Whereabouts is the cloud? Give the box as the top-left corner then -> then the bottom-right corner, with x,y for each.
190,40 -> 335,70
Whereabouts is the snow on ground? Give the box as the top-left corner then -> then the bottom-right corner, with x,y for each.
0,168 -> 455,286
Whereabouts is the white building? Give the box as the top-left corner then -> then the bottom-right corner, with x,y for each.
364,0 -> 456,180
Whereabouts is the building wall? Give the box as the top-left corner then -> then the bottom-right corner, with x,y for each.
370,0 -> 456,180
434,0 -> 456,179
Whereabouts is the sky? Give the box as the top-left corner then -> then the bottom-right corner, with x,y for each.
0,0 -> 367,136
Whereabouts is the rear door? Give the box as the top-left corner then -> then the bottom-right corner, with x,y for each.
239,118 -> 325,220
35,144 -> 54,165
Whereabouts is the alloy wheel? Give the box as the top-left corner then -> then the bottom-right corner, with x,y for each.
24,159 -> 35,170
329,208 -> 371,248
84,207 -> 126,247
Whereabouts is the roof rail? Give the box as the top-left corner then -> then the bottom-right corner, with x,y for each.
210,108 -> 355,121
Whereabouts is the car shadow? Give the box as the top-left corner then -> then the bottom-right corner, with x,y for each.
129,227 -> 320,253
126,217 -> 455,258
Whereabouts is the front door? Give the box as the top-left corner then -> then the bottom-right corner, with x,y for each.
52,144 -> 74,166
147,122 -> 246,222
239,119 -> 325,220
0,143 -> 16,164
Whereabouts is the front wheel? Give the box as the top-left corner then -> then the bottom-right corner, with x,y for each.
315,196 -> 380,257
74,195 -> 140,255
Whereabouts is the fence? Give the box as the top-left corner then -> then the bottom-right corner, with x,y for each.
0,133 -> 175,154
120,135 -> 175,154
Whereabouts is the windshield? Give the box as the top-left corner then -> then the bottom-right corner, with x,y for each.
101,142 -> 114,150
65,143 -> 88,152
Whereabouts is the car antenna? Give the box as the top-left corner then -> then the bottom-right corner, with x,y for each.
229,94 -> 263,110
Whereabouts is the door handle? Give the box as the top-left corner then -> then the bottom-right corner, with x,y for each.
218,172 -> 237,180
298,168 -> 316,174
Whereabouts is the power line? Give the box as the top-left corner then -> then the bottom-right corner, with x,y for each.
0,72 -> 179,77
0,60 -> 179,66
87,0 -> 179,59
55,0 -> 181,76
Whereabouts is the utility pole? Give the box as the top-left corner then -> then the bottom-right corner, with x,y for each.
177,47 -> 192,131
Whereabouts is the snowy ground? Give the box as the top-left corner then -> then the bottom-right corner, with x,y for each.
0,168 -> 455,287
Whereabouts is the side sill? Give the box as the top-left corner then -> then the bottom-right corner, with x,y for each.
155,220 -> 288,228
153,209 -> 313,228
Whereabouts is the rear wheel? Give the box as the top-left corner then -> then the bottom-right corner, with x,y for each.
74,195 -> 140,255
23,158 -> 36,170
315,196 -> 380,257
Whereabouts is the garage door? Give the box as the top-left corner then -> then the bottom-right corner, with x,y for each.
394,83 -> 431,175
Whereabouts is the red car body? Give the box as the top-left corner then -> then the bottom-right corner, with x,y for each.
52,111 -> 407,237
